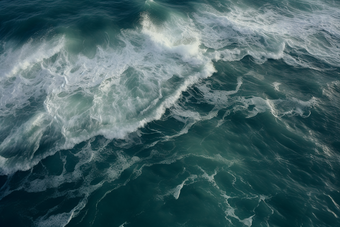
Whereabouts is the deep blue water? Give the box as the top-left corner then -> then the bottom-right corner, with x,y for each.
0,0 -> 340,226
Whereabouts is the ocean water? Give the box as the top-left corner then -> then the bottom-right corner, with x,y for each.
0,0 -> 340,226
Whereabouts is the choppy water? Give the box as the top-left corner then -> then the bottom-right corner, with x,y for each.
0,0 -> 340,226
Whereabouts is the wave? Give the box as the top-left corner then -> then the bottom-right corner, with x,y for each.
0,11 -> 214,174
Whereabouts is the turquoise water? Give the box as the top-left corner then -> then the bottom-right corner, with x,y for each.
0,0 -> 340,226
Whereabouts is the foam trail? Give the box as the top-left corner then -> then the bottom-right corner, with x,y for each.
170,175 -> 197,200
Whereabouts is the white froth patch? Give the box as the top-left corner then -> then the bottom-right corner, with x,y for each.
119,222 -> 129,227
106,151 -> 140,182
322,81 -> 340,106
36,212 -> 72,227
196,76 -> 242,107
161,174 -> 198,200
245,71 -> 264,80
273,82 -> 281,91
241,215 -> 255,227
141,13 -> 201,59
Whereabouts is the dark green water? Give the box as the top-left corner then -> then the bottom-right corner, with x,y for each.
0,0 -> 340,226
